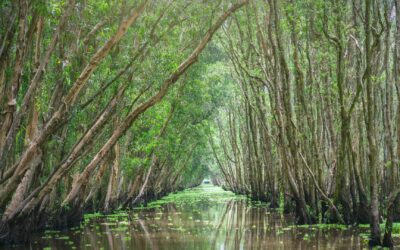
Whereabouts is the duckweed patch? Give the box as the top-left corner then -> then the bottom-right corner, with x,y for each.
358,222 -> 400,233
56,236 -> 69,240
303,233 -> 310,241
44,230 -> 60,235
291,223 -> 348,230
84,212 -> 103,221
140,184 -> 247,209
106,212 -> 128,218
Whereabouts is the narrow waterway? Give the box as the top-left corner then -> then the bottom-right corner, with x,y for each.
5,185 -> 382,249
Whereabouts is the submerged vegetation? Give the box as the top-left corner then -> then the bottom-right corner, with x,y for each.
0,0 -> 399,248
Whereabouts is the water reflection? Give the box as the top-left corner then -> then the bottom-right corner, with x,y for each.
5,185 -> 372,249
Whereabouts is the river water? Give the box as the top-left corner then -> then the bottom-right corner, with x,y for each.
5,184 -> 392,249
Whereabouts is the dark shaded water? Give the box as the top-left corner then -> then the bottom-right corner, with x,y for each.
4,184 -> 395,249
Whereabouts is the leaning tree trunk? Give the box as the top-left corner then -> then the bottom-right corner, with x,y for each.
60,0 -> 249,209
364,0 -> 381,246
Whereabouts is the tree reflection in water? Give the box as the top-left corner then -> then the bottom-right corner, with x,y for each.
7,185 -> 367,250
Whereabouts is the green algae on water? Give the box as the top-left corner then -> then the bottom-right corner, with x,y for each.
139,185 -> 246,210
